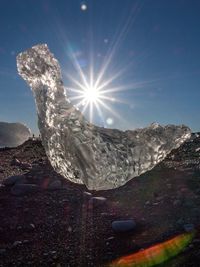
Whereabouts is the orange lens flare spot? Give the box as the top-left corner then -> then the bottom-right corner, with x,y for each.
110,232 -> 194,267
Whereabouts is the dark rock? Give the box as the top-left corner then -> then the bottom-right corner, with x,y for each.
184,224 -> 195,232
11,184 -> 40,196
0,248 -> 6,255
12,241 -> 22,247
0,183 -> 5,189
177,218 -> 184,225
68,226 -> 72,232
90,197 -> 107,208
3,175 -> 27,186
107,236 -> 115,241
20,162 -> 32,170
83,191 -> 92,197
48,180 -> 62,190
22,240 -> 31,244
112,220 -> 136,233
173,199 -> 182,206
25,223 -> 36,232
17,225 -> 23,231
193,239 -> 200,244
92,197 -> 107,204
10,157 -> 21,166
14,199 -> 23,208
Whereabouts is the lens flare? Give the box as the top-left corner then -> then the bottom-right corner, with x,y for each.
81,3 -> 87,11
110,231 -> 194,267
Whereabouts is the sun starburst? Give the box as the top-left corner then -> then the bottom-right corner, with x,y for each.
65,69 -> 121,124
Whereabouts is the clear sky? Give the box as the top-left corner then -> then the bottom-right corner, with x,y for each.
0,0 -> 200,134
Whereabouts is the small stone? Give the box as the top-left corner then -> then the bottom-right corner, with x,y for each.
177,218 -> 184,225
15,199 -> 23,208
180,187 -> 188,193
68,226 -> 72,232
12,241 -> 22,247
20,162 -> 32,170
23,240 -> 30,244
43,252 -> 49,256
193,239 -> 200,244
92,196 -> 106,201
10,158 -> 21,166
173,199 -> 181,206
3,175 -> 26,186
28,223 -> 36,231
83,191 -> 92,197
107,236 -> 114,241
184,224 -> 194,232
0,248 -> 6,255
112,220 -> 136,233
48,180 -> 62,190
0,184 -> 5,189
11,184 -> 40,196
50,250 -> 57,255
90,196 -> 107,208
24,207 -> 29,213
156,196 -> 164,201
189,244 -> 194,249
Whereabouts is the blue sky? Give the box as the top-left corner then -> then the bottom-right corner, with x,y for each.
0,0 -> 200,133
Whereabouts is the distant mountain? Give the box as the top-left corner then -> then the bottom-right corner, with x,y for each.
0,122 -> 31,147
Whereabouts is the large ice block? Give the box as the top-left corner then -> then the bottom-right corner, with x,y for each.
17,44 -> 191,190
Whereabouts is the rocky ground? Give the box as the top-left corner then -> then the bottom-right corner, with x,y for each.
0,134 -> 200,267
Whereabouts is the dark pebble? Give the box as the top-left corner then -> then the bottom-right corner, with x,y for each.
3,175 -> 26,186
112,220 -> 136,233
184,224 -> 195,232
11,184 -> 40,196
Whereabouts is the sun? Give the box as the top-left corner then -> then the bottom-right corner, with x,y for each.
63,44 -> 138,125
65,70 -> 120,124
83,85 -> 100,104
63,64 -> 130,125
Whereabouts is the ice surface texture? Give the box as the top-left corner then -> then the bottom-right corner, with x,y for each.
17,44 -> 191,190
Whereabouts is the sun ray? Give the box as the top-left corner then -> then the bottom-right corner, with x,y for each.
95,101 -> 106,126
98,99 -> 122,120
100,78 -> 160,94
64,73 -> 87,91
67,45 -> 90,89
69,95 -> 85,101
81,100 -> 90,114
96,67 -> 127,91
89,102 -> 94,122
67,87 -> 86,94
98,95 -> 129,105
57,2 -> 148,126
94,2 -> 142,90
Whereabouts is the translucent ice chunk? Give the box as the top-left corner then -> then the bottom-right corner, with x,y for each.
17,44 -> 191,190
